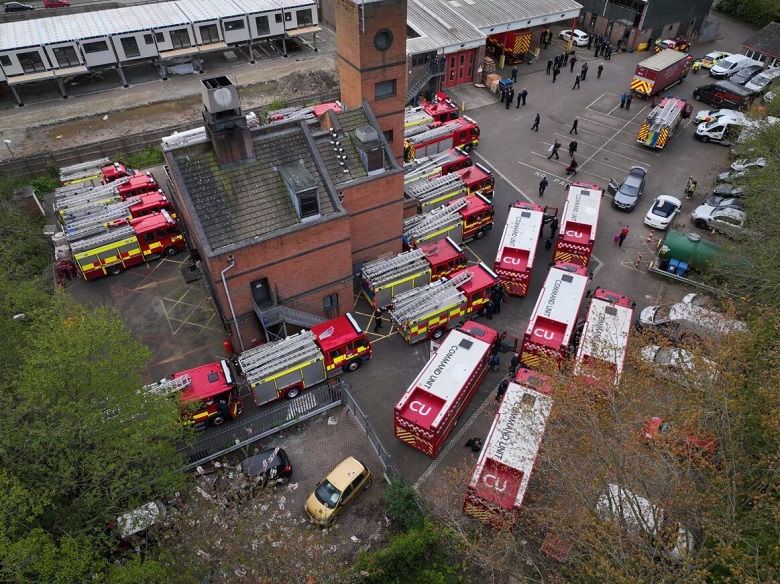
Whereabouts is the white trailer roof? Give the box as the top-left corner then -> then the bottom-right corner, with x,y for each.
229,0 -> 281,15
0,21 -> 41,51
562,183 -> 601,231
61,12 -> 110,41
138,2 -> 191,27
525,267 -> 589,335
469,383 -> 552,510
37,18 -> 78,45
274,0 -> 317,10
100,6 -> 158,34
497,205 -> 544,256
575,298 -> 633,379
175,0 -> 244,21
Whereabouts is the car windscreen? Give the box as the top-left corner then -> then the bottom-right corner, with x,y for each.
654,201 -> 676,217
314,480 -> 341,509
621,181 -> 640,197
654,304 -> 671,322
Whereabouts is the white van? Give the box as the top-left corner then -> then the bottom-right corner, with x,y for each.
710,55 -> 763,79
744,67 -> 780,93
694,113 -> 746,144
638,300 -> 747,343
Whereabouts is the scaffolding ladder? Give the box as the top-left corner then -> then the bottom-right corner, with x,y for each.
238,330 -> 322,383
59,197 -> 140,227
59,157 -> 111,183
361,248 -> 425,281
54,177 -> 129,205
407,122 -> 456,145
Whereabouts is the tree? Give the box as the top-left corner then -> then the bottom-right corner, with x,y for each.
716,0 -> 780,28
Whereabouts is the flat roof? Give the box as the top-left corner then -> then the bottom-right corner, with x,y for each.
561,183 -> 601,243
524,266 -> 589,348
575,298 -> 633,375
0,21 -> 40,52
496,205 -> 544,272
229,0 -> 282,14
175,0 -> 245,21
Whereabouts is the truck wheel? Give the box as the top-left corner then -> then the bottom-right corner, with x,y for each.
694,219 -> 708,229
343,359 -> 361,373
285,386 -> 301,399
463,143 -> 474,152
432,327 -> 445,340
364,477 -> 373,490
210,414 -> 227,427
165,246 -> 178,257
108,265 -> 123,276
700,136 -> 710,143
474,228 -> 486,240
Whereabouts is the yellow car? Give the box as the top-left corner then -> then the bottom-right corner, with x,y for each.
305,457 -> 372,526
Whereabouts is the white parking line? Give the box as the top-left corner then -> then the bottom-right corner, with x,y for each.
551,135 -> 658,164
472,150 -> 532,203
524,154 -> 612,184
579,108 -> 652,177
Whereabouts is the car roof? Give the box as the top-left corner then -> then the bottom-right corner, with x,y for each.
241,447 -> 286,476
324,456 -> 366,490
713,207 -> 746,219
656,194 -> 681,205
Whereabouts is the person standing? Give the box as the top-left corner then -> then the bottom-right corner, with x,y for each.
566,157 -> 578,175
688,180 -> 697,199
620,93 -> 627,108
374,308 -> 383,331
581,62 -> 589,80
531,113 -> 540,131
597,63 -> 604,79
568,139 -> 578,156
510,352 -> 520,374
625,93 -> 633,111
553,66 -> 560,83
516,91 -> 522,108
570,55 -> 577,73
548,139 -> 561,159
506,87 -> 514,109
539,175 -> 548,197
485,299 -> 494,320
572,74 -> 581,90
606,45 -> 612,60
563,52 -> 570,67
549,216 -> 559,237
570,119 -> 579,134
521,88 -> 528,105
587,36 -> 593,50
618,225 -> 629,247
547,59 -> 553,75
684,176 -> 694,198
511,65 -> 518,83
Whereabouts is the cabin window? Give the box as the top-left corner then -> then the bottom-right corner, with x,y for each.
83,41 -> 108,54
200,24 -> 219,44
275,13 -> 283,23
285,12 -> 293,22
0,56 -> 10,67
156,32 -> 164,43
256,15 -> 270,35
52,46 -> 79,67
375,79 -> 397,99
225,19 -> 245,31
17,51 -> 46,74
121,37 -> 140,58
170,29 -> 191,49
296,9 -> 313,25
144,34 -> 154,45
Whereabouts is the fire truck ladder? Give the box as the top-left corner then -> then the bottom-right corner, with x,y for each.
55,176 -> 129,205
143,373 -> 192,396
403,198 -> 467,239
68,224 -> 135,252
407,174 -> 465,204
362,248 -> 425,281
59,197 -> 141,227
404,122 -> 434,139
649,99 -> 681,133
238,330 -> 322,382
59,157 -> 111,182
407,122 -> 458,145
392,271 -> 472,321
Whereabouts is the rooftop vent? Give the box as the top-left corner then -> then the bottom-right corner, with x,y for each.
353,125 -> 385,175
201,76 -> 240,114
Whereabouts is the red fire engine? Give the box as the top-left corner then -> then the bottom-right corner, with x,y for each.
553,182 -> 603,268
463,368 -> 553,529
423,92 -> 460,123
572,288 -> 635,389
486,30 -> 533,64
404,147 -> 473,191
405,162 -> 495,212
519,262 -> 590,371
494,202 -> 551,296
238,314 -> 372,407
403,194 -> 494,249
66,210 -> 186,280
394,321 -> 499,456
145,359 -> 243,431
404,117 -> 480,162
456,262 -> 500,315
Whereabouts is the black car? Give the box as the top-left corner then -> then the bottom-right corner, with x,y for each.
729,64 -> 764,86
240,447 -> 292,485
704,195 -> 744,210
712,183 -> 745,198
4,2 -> 34,11
608,166 -> 647,211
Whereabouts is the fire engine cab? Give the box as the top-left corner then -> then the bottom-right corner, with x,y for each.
404,117 -> 480,162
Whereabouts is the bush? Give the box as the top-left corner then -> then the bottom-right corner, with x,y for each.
382,480 -> 424,531
117,147 -> 165,170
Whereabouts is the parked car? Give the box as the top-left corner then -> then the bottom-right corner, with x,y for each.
691,204 -> 747,236
305,457 -> 372,526
712,183 -> 745,197
703,194 -> 744,210
643,195 -> 681,230
4,1 -> 33,11
559,29 -> 589,47
240,446 -> 292,485
640,345 -> 718,385
731,157 -> 766,172
643,417 -> 717,462
744,68 -> 780,93
693,108 -> 740,124
716,169 -> 746,183
655,37 -> 690,52
44,0 -> 69,7
729,64 -> 764,86
696,51 -> 732,69
638,300 -> 748,344
608,166 -> 647,211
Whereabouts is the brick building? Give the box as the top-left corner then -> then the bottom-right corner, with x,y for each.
164,0 -> 407,351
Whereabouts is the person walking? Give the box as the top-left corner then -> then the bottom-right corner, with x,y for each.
520,88 -> 528,105
511,65 -> 518,83
620,93 -> 627,108
618,225 -> 629,247
539,175 -> 548,197
581,62 -> 589,80
531,113 -> 540,131
563,52 -> 570,67
553,66 -> 560,83
688,180 -> 697,199
548,139 -> 561,160
625,93 -> 633,111
570,119 -> 578,134
568,139 -> 578,156
572,74 -> 581,90
570,55 -> 577,73
547,59 -> 553,75
373,308 -> 383,331
597,63 -> 604,79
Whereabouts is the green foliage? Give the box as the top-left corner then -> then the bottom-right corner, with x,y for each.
117,146 -> 165,169
352,520 -> 463,583
0,176 -> 51,280
28,170 -> 61,194
382,479 -> 425,531
716,0 -> 780,27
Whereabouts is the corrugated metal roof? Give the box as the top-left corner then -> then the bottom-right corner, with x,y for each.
59,12 -> 110,41
228,0 -> 280,14
274,0 -> 317,10
0,20 -> 40,51
138,3 -> 191,27
441,0 -> 582,31
36,17 -> 76,45
407,0 -> 484,54
100,6 -> 157,34
175,0 -> 244,22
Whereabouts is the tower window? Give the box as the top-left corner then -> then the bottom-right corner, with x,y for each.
375,79 -> 397,100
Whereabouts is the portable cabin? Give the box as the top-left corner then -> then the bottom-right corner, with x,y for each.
37,17 -> 86,73
102,6 -> 163,62
275,0 -> 318,31
0,21 -> 48,77
68,13 -> 118,68
230,0 -> 285,40
175,0 -> 245,47
139,3 -> 197,59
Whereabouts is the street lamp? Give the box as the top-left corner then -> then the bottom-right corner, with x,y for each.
3,140 -> 13,158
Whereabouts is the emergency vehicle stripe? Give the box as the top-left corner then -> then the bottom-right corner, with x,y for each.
637,123 -> 649,143
396,429 -> 433,455
512,34 -> 531,55
630,78 -> 651,95
656,127 -> 669,148
521,352 -> 542,369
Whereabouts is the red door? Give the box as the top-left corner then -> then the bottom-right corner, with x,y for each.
443,49 -> 477,88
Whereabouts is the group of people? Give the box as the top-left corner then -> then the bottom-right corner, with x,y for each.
501,84 -> 529,109
482,282 -> 509,321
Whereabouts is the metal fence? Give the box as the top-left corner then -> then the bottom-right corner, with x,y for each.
0,89 -> 340,179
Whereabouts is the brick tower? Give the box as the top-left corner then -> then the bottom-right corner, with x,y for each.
335,0 -> 407,163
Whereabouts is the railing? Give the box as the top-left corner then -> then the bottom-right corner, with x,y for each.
405,58 -> 447,105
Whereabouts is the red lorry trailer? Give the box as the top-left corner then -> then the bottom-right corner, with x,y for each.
519,262 -> 590,371
463,370 -> 553,529
395,321 -> 499,456
553,182 -> 603,268
630,49 -> 693,98
486,30 -> 533,64
494,202 -> 547,296
573,289 -> 635,389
